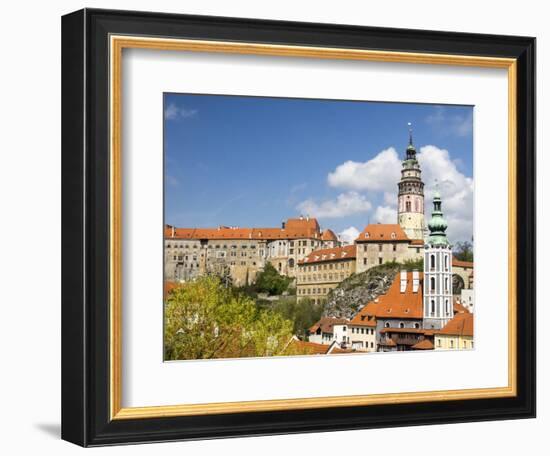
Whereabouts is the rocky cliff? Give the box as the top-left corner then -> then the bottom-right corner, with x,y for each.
323,263 -> 402,319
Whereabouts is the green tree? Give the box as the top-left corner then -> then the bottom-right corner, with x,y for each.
164,276 -> 306,360
271,297 -> 325,339
402,258 -> 424,271
254,263 -> 292,295
454,241 -> 474,262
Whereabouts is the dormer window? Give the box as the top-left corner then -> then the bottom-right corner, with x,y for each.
364,232 -> 370,239
391,232 -> 396,239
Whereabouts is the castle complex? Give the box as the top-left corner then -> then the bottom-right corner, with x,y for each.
165,127 -> 474,347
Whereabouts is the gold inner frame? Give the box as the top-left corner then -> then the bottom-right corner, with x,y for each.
109,35 -> 517,420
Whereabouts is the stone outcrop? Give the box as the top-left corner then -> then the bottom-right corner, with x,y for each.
323,263 -> 402,319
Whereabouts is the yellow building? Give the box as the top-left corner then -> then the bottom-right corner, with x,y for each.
296,245 -> 356,304
434,312 -> 474,350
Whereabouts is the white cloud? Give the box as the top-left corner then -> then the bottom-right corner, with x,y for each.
338,226 -> 360,245
164,102 -> 197,120
418,145 -> 473,243
296,191 -> 372,219
373,205 -> 397,224
425,106 -> 473,138
327,147 -> 401,193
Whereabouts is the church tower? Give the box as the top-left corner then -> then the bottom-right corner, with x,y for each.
397,124 -> 425,240
423,191 -> 453,330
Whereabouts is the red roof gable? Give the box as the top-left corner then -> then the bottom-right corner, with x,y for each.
355,224 -> 410,243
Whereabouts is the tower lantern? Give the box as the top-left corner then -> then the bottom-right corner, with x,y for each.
397,123 -> 425,240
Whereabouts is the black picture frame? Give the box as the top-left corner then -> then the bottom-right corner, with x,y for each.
62,8 -> 536,447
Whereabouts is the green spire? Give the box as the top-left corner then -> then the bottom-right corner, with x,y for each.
427,188 -> 449,246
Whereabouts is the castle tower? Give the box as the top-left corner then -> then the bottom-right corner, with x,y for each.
397,124 -> 425,240
423,191 -> 453,330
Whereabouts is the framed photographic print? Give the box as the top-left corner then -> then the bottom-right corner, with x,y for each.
61,8 -> 536,447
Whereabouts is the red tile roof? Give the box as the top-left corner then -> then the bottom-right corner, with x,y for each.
164,281 -> 179,296
165,217 -> 323,241
412,339 -> 434,350
309,317 -> 349,335
453,302 -> 469,314
355,224 -> 410,243
352,271 -> 424,321
437,312 -> 474,337
320,229 -> 338,241
452,258 -> 474,269
299,245 -> 356,265
286,339 -> 331,355
348,316 -> 377,328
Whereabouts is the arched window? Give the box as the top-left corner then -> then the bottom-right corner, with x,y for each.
406,201 -> 411,211
444,255 -> 449,270
430,300 -> 435,315
430,277 -> 436,291
399,322 -> 404,328
414,323 -> 420,329
445,277 -> 449,292
384,322 -> 390,328
445,299 -> 450,314
288,258 -> 295,268
430,254 -> 435,269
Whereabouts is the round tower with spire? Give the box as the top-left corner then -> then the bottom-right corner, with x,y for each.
397,123 -> 425,240
423,190 -> 453,330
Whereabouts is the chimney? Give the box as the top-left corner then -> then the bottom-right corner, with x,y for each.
400,270 -> 407,293
171,225 -> 175,238
300,215 -> 303,220
412,270 -> 419,293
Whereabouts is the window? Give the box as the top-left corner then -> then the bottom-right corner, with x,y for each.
414,323 -> 420,329
450,340 -> 454,348
392,244 -> 397,251
399,322 -> 404,328
378,258 -> 383,265
378,244 -> 383,252
444,255 -> 449,270
363,258 -> 367,265
430,277 -> 436,291
437,339 -> 442,348
430,254 -> 435,269
430,299 -> 435,315
384,322 -> 390,328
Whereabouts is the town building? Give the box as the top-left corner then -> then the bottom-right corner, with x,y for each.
347,315 -> 377,352
452,258 -> 474,295
353,270 -> 429,351
296,245 -> 356,304
164,216 -> 340,286
434,312 -> 474,350
354,224 -> 423,274
423,191 -> 454,330
307,317 -> 349,345
459,289 -> 475,314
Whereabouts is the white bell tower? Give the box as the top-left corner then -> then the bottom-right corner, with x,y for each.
423,190 -> 453,330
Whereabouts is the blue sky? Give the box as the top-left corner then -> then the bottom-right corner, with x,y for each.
164,93 -> 473,244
